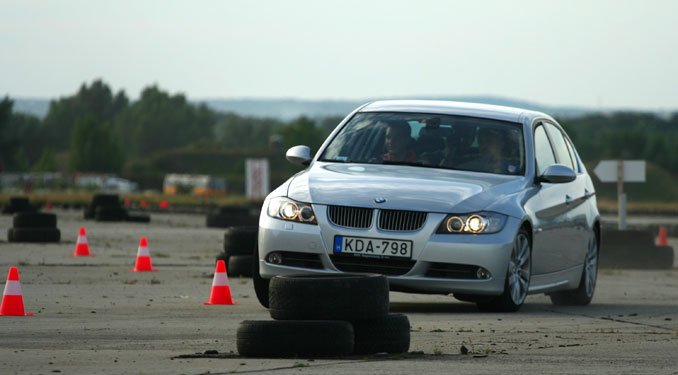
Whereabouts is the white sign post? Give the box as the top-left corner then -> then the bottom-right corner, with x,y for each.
245,158 -> 270,201
593,160 -> 646,230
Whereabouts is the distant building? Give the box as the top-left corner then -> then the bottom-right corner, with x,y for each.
163,174 -> 226,196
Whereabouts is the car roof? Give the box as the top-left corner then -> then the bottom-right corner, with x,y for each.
360,100 -> 553,124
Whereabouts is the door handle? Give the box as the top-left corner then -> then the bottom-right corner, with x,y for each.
565,195 -> 572,205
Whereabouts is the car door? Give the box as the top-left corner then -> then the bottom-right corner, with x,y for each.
543,123 -> 590,269
528,122 -> 573,275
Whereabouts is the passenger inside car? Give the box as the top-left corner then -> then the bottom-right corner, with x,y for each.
382,121 -> 417,162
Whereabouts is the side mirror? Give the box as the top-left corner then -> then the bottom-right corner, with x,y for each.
286,145 -> 312,166
539,164 -> 576,184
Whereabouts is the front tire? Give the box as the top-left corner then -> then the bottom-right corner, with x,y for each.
477,228 -> 531,312
550,230 -> 599,306
252,241 -> 270,308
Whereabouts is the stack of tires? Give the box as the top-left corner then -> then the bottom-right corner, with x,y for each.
84,194 -> 127,221
83,193 -> 150,223
218,226 -> 258,277
2,197 -> 37,215
206,206 -> 258,228
7,212 -> 61,243
237,274 -> 410,357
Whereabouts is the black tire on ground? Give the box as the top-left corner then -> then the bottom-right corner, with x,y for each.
269,274 -> 389,321
13,212 -> 57,228
9,197 -> 30,206
352,314 -> 410,354
9,228 -> 61,243
223,226 -> 258,255
83,206 -> 95,219
477,227 -> 531,313
237,320 -> 354,358
252,242 -> 270,308
126,213 -> 151,223
94,206 -> 128,222
91,194 -> 120,207
206,213 -> 258,228
550,230 -> 599,306
228,255 -> 254,277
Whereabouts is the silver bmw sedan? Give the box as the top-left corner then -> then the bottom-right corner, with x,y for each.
254,100 -> 600,312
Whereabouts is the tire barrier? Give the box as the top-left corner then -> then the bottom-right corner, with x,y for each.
7,212 -> 60,243
238,273 -> 410,358
206,206 -> 259,228
219,226 -> 258,277
83,193 -> 151,223
600,228 -> 674,269
2,197 -> 38,215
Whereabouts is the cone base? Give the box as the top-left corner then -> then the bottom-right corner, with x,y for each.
203,301 -> 238,305
72,253 -> 93,257
0,312 -> 33,317
129,268 -> 158,272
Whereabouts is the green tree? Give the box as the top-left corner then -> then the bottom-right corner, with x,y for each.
69,116 -> 124,173
43,79 -> 128,150
113,86 -> 214,158
32,149 -> 58,172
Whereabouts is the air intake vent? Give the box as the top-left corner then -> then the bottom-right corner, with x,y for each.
327,206 -> 373,229
378,209 -> 427,231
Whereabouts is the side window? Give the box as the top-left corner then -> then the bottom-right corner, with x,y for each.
544,123 -> 575,170
534,125 -> 556,176
564,137 -> 580,173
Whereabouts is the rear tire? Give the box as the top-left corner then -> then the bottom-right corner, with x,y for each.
477,228 -> 531,312
550,230 -> 599,306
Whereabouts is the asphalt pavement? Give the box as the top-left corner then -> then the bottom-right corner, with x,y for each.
0,210 -> 676,374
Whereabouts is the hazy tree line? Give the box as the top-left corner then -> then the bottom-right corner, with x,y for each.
0,79 -> 676,193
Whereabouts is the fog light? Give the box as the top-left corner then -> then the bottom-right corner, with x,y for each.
267,252 -> 283,265
476,267 -> 491,279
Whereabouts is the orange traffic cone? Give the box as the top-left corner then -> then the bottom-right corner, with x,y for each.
0,267 -> 33,316
204,260 -> 237,305
657,226 -> 668,246
73,227 -> 91,256
130,237 -> 156,272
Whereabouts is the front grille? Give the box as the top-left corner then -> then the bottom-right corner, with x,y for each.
328,205 -> 373,229
425,262 -> 479,279
277,251 -> 323,269
378,209 -> 427,231
330,254 -> 415,276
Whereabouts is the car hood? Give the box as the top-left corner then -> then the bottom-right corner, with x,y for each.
287,162 -> 525,213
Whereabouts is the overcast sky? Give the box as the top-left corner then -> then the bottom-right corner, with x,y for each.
1,0 -> 677,109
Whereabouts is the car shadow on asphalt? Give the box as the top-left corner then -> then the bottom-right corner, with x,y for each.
389,301 -> 678,316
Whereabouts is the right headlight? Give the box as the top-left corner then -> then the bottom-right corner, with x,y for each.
436,212 -> 507,234
266,197 -> 317,225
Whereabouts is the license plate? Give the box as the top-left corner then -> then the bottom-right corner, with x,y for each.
333,235 -> 413,259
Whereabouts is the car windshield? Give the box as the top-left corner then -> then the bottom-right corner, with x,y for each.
319,112 -> 525,175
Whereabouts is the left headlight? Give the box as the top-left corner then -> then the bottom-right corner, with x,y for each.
436,212 -> 507,234
267,197 -> 317,225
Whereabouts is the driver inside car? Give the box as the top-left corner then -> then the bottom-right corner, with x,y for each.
382,121 -> 417,162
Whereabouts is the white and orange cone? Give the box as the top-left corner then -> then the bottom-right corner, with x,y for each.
204,260 -> 237,305
0,267 -> 33,316
130,237 -> 156,272
73,227 -> 91,256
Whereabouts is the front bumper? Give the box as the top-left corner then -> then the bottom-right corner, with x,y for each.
258,205 -> 520,296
